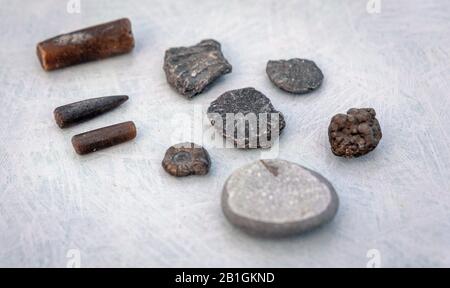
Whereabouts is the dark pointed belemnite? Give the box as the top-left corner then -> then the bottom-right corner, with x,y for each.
71,121 -> 136,155
54,95 -> 129,128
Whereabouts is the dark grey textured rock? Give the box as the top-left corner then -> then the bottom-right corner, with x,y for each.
328,108 -> 382,158
163,39 -> 232,98
54,95 -> 129,128
266,58 -> 323,94
207,87 -> 285,148
162,142 -> 211,177
222,159 -> 339,237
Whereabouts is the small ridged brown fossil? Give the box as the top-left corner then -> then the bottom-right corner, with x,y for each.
162,142 -> 211,177
328,108 -> 382,158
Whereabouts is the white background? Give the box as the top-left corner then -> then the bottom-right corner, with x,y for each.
0,0 -> 449,267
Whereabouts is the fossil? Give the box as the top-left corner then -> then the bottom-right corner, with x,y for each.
207,87 -> 285,148
163,39 -> 232,98
266,58 -> 323,94
71,121 -> 136,155
162,142 -> 211,177
37,18 -> 135,71
54,95 -> 129,128
222,159 -> 339,237
328,108 -> 382,158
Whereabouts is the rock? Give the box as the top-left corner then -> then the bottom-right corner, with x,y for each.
207,87 -> 285,148
54,95 -> 129,128
266,58 -> 323,94
71,121 -> 137,155
37,18 -> 135,71
222,159 -> 338,237
162,142 -> 211,177
163,39 -> 232,98
328,108 -> 382,158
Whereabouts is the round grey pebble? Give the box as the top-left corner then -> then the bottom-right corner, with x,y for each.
222,159 -> 338,237
266,58 -> 323,94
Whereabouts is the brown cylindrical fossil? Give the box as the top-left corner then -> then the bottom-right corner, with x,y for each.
71,121 -> 136,155
37,18 -> 135,71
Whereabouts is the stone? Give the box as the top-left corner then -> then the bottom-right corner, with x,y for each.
222,159 -> 339,237
163,39 -> 232,98
207,87 -> 285,148
37,18 -> 135,71
328,108 -> 382,158
266,58 -> 323,94
162,142 -> 211,177
54,95 -> 129,128
71,121 -> 136,155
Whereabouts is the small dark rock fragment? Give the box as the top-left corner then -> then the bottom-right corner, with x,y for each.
207,87 -> 285,148
54,95 -> 129,128
37,18 -> 135,71
72,121 -> 136,155
328,108 -> 382,158
162,142 -> 211,177
163,39 -> 232,98
266,58 -> 323,94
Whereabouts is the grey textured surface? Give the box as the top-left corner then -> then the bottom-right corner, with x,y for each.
0,0 -> 449,267
207,87 -> 285,148
222,160 -> 338,237
163,39 -> 232,98
266,58 -> 324,94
